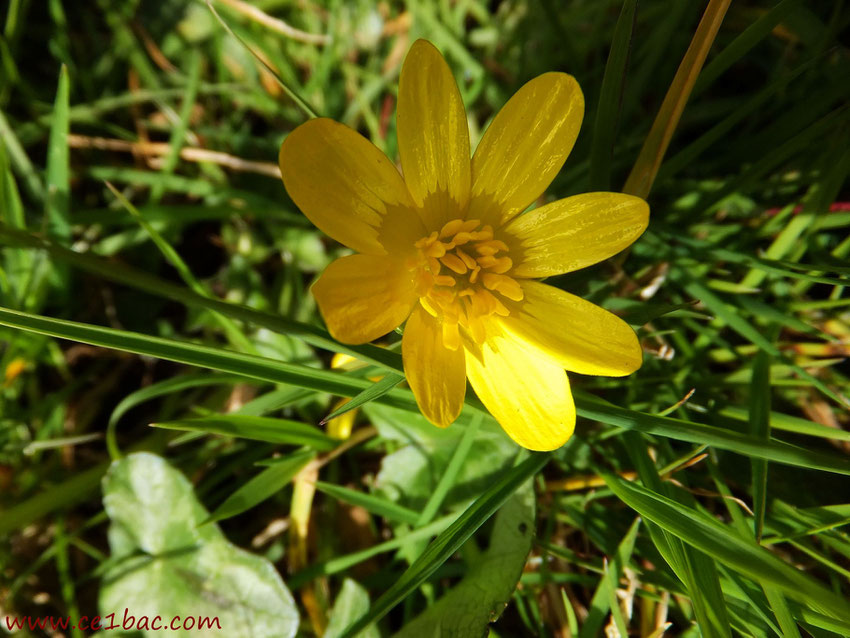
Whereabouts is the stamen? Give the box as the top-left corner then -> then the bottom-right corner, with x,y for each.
455,248 -> 477,270
440,253 -> 468,274
425,242 -> 447,258
439,219 -> 465,238
412,217 -> 522,346
452,232 -> 474,246
482,273 -> 523,301
486,256 -> 513,274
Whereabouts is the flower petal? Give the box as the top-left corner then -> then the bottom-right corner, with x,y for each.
403,305 -> 466,427
280,118 -> 418,255
312,254 -> 417,344
465,324 -> 575,451
504,281 -> 642,376
397,40 -> 471,230
468,72 -> 584,226
506,192 -> 649,277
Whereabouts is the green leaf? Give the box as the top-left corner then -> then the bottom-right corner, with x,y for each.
105,182 -> 254,354
718,405 -> 850,443
367,403 -> 516,512
692,0 -> 802,95
289,513 -> 461,590
578,517 -> 640,638
339,452 -> 552,638
325,579 -> 380,638
322,373 -> 404,423
604,473 -> 850,621
314,482 -> 421,526
749,326 -> 776,541
106,372 -> 247,459
394,480 -> 535,637
150,49 -> 201,202
205,450 -> 314,523
0,224 -> 403,372
45,65 -> 70,240
623,433 -> 731,638
589,0 -> 636,190
577,393 -> 850,475
671,270 -> 847,408
154,415 -> 337,451
0,305 -> 417,411
100,452 -> 299,637
623,0 -> 731,198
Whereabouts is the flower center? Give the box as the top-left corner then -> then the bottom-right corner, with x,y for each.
408,218 -> 523,350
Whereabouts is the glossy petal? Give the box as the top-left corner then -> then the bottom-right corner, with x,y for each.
280,118 -> 418,255
397,40 -> 471,229
504,281 -> 643,377
507,192 -> 649,277
402,305 -> 466,427
468,73 -> 584,226
312,254 -> 417,344
465,324 -> 575,451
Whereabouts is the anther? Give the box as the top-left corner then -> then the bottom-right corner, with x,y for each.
482,273 -> 523,301
456,248 -> 478,270
440,253 -> 468,274
488,256 -> 513,274
439,219 -> 465,238
425,242 -> 447,258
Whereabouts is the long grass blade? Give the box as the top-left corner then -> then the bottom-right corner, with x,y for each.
605,473 -> 850,620
339,452 -> 551,638
623,0 -> 731,198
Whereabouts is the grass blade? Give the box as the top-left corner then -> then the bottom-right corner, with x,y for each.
577,394 -> 850,475
588,0 -> 637,191
154,415 -> 337,451
0,223 -> 402,371
692,0 -> 802,95
45,64 -> 70,240
321,373 -> 404,423
749,327 -> 775,541
0,305 -> 417,411
204,450 -> 314,524
623,433 -> 731,638
415,413 -> 482,527
105,182 -> 255,353
149,49 -> 201,202
578,517 -> 640,638
623,0 -> 731,198
339,452 -> 552,638
604,473 -> 850,620
314,482 -> 421,526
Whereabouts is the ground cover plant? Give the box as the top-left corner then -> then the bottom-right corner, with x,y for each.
1,0 -> 849,636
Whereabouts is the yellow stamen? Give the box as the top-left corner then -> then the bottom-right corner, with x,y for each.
439,219 -> 465,238
440,253 -> 468,274
482,273 -> 523,301
410,217 -> 523,347
455,248 -> 477,270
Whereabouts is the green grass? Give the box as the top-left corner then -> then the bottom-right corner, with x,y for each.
1,1 -> 849,636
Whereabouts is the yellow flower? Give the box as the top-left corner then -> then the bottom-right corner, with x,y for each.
279,40 -> 648,451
